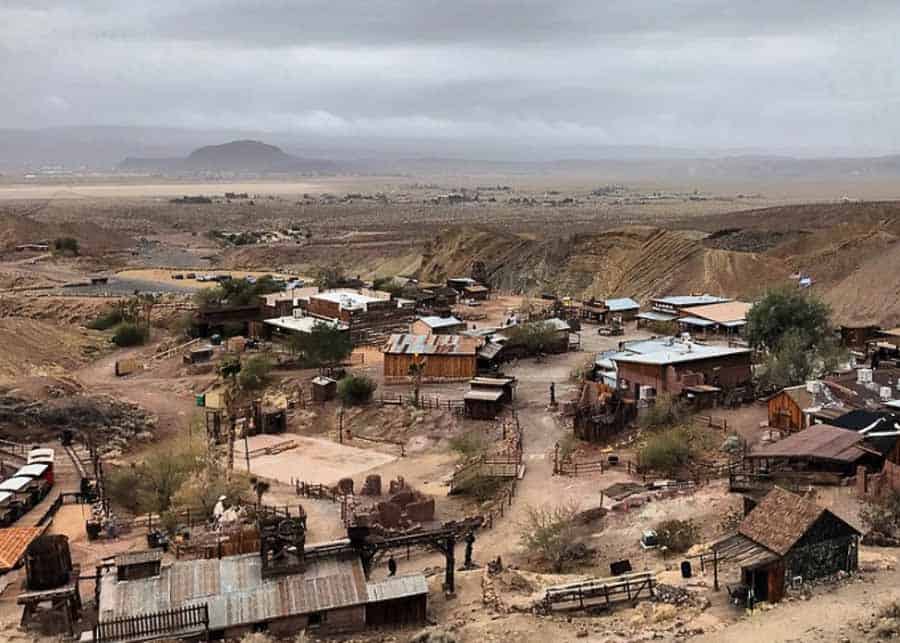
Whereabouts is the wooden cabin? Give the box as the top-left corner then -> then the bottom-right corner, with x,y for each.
383,334 -> 479,381
713,488 -> 859,603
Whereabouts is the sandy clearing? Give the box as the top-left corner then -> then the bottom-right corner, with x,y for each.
235,433 -> 397,486
0,181 -> 328,200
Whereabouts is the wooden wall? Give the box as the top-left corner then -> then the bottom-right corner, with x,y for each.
767,392 -> 804,432
384,353 -> 476,379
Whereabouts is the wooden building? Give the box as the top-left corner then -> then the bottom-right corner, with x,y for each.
711,488 -> 859,603
676,301 -> 752,337
766,383 -> 847,433
98,551 -> 428,640
410,315 -> 467,336
604,297 -> 640,322
383,334 -> 479,381
745,424 -> 883,478
311,376 -> 338,402
464,376 -> 516,420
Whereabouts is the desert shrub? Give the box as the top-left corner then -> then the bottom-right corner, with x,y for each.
52,237 -> 79,256
504,320 -> 559,353
87,308 -> 125,331
448,430 -> 487,460
238,355 -> 273,391
861,490 -> 900,538
519,502 -> 589,572
106,439 -> 206,515
639,393 -> 689,429
112,322 -> 148,347
638,427 -> 693,475
465,476 -> 507,503
655,518 -> 700,553
171,469 -> 253,519
337,374 -> 377,405
557,432 -> 579,461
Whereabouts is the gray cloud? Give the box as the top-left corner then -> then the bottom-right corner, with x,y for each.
3,1 -> 900,158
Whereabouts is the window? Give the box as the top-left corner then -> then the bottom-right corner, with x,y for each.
308,612 -> 325,628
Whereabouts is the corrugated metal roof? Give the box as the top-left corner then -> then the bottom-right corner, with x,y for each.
636,311 -> 678,322
384,334 -> 478,356
366,574 -> 428,603
115,549 -> 163,567
678,316 -> 716,327
605,297 -> 639,311
747,424 -> 868,463
652,295 -> 732,307
417,316 -> 463,329
100,553 -> 368,631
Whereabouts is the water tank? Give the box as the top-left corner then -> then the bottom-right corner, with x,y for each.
25,535 -> 72,590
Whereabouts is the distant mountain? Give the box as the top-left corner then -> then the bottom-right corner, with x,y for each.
119,139 -> 341,175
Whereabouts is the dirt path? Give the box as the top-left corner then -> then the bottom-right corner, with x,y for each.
72,344 -> 199,441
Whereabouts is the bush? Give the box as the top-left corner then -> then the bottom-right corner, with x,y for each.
505,320 -> 559,353
448,431 -> 487,460
640,393 -> 690,429
112,322 -> 148,347
655,518 -> 700,553
106,439 -> 206,515
238,355 -> 273,391
87,308 -> 125,331
337,374 -> 377,405
861,490 -> 900,538
52,237 -> 79,256
519,502 -> 589,572
638,427 -> 694,475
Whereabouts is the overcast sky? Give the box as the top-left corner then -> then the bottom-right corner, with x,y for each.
3,1 -> 900,158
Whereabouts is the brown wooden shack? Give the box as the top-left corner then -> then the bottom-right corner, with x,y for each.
712,488 -> 859,603
383,334 -> 479,381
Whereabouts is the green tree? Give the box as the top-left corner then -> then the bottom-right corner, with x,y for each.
316,265 -> 346,290
518,502 -> 588,572
638,427 -> 694,475
112,322 -> 148,347
287,322 -> 352,369
52,237 -> 79,256
238,355 -> 273,391
337,374 -> 377,405
106,439 -> 205,514
194,276 -> 282,309
505,320 -> 559,353
746,288 -> 832,351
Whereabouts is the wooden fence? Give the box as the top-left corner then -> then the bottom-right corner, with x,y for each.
379,393 -> 465,413
694,414 -> 728,431
94,603 -> 209,643
295,480 -> 340,502
540,571 -> 657,613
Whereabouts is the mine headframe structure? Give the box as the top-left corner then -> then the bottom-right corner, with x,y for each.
347,516 -> 483,594
258,504 -> 307,579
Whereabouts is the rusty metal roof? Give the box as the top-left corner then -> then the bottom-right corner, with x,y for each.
384,333 -> 478,356
366,574 -> 428,603
0,526 -> 44,571
748,424 -> 869,463
115,549 -> 163,567
99,553 -> 368,631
